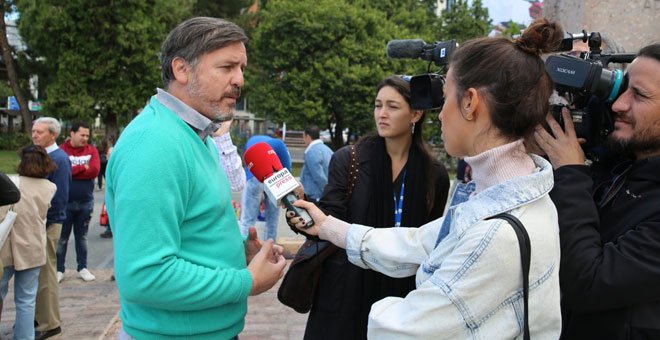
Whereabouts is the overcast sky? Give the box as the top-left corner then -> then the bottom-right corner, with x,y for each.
481,0 -> 534,25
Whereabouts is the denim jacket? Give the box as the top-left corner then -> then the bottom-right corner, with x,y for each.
345,155 -> 561,339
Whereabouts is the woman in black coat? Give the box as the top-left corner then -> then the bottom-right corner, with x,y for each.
303,76 -> 450,339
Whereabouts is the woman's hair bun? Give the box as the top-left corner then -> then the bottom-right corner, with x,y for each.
514,18 -> 563,55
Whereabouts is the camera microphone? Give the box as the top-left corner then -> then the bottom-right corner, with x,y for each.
244,142 -> 314,229
386,39 -> 426,59
386,39 -> 457,66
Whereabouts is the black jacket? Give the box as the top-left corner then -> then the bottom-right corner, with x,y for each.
303,141 -> 449,340
551,156 -> 660,340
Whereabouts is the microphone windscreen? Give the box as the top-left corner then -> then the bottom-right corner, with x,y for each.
386,39 -> 425,59
244,142 -> 284,182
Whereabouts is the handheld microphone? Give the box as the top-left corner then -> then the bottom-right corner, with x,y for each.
386,39 -> 426,59
244,142 -> 314,229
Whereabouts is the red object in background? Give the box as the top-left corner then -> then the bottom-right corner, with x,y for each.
100,203 -> 109,226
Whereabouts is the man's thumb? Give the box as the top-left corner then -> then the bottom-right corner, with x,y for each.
248,226 -> 258,240
257,239 -> 273,257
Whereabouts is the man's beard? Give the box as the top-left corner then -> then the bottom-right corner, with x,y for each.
187,75 -> 236,123
607,121 -> 660,157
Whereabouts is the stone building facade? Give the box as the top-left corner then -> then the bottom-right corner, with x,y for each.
544,0 -> 659,52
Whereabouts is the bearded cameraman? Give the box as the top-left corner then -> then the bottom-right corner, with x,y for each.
534,43 -> 660,339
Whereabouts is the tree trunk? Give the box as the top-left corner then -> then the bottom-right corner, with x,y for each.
104,110 -> 119,142
0,11 -> 31,133
332,118 -> 345,150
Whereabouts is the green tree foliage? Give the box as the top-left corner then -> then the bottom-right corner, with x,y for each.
247,0 -> 440,149
16,0 -> 192,132
192,0 -> 251,19
440,0 -> 491,43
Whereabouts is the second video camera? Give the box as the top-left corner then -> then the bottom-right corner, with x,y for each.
545,31 -> 635,149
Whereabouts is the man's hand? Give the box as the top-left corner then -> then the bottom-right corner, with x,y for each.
247,239 -> 286,296
245,226 -> 284,264
212,119 -> 233,137
534,108 -> 586,169
285,200 -> 327,236
244,227 -> 262,264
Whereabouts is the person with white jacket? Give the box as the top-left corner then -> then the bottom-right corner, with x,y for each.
289,19 -> 564,339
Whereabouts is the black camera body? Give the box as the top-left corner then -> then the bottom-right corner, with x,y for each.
386,39 -> 457,110
410,73 -> 445,110
545,31 -> 635,150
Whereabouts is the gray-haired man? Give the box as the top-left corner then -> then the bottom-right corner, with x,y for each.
107,17 -> 286,339
31,117 -> 71,339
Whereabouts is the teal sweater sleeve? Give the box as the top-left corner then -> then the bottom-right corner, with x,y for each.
106,100 -> 252,337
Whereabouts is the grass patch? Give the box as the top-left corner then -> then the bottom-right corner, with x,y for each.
0,150 -> 19,174
291,161 -> 302,178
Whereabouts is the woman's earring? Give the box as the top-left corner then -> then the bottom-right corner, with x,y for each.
411,122 -> 416,135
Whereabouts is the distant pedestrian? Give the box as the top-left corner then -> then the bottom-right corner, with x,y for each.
31,117 -> 71,340
300,125 -> 333,203
96,137 -> 113,190
213,118 -> 246,192
0,145 -> 56,340
58,122 -> 100,282
97,137 -> 114,238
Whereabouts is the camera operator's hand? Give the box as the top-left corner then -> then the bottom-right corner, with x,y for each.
285,200 -> 326,236
534,108 -> 587,169
247,239 -> 286,296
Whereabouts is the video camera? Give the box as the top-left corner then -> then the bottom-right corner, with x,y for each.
545,31 -> 636,150
386,39 -> 458,110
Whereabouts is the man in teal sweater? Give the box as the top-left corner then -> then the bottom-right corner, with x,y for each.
106,17 -> 286,339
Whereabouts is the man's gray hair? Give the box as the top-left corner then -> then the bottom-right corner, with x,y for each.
160,17 -> 248,88
34,117 -> 62,137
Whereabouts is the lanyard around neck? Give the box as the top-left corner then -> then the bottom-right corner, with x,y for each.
393,169 -> 407,227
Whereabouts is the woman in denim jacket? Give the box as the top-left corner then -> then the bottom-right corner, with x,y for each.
289,19 -> 563,339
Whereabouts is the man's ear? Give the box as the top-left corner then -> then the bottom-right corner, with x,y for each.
171,57 -> 191,85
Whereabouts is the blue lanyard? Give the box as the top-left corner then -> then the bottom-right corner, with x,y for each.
393,170 -> 406,227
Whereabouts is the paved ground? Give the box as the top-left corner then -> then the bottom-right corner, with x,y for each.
0,184 -> 309,339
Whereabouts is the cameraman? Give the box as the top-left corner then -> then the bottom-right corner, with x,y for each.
534,43 -> 660,339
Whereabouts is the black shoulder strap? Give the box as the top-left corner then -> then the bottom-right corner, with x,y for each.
487,212 -> 531,340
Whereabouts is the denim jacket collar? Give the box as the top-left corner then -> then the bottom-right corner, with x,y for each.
451,154 -> 553,236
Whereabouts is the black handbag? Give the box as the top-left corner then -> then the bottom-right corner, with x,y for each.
277,145 -> 358,313
277,240 -> 337,313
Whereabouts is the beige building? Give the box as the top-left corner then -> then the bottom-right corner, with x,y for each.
544,0 -> 660,52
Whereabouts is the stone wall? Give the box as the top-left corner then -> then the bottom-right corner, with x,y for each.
544,0 -> 660,52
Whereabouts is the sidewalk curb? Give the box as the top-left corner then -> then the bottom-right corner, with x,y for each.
98,311 -> 120,339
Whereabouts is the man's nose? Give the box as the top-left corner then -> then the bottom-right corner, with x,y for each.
231,68 -> 244,88
611,90 -> 631,114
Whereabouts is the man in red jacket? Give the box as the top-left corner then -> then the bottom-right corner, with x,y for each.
58,122 -> 100,282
